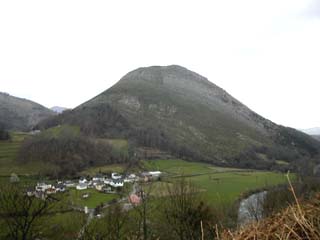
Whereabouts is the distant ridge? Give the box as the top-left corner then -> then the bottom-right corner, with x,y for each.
0,92 -> 55,131
51,106 -> 69,114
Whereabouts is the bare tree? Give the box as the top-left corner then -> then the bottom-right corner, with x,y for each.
129,182 -> 155,240
160,177 -> 214,240
80,203 -> 129,240
0,183 -> 56,240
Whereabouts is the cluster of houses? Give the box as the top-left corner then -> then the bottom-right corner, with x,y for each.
27,182 -> 66,198
26,171 -> 162,199
75,172 -> 137,191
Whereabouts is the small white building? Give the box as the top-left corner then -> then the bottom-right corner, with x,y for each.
79,177 -> 88,184
149,171 -> 162,178
124,173 -> 138,183
92,174 -> 105,182
26,187 -> 35,197
65,181 -> 75,187
36,182 -> 52,192
124,178 -> 134,183
104,178 -> 112,185
110,179 -> 124,188
95,183 -> 105,191
76,183 -> 88,190
111,173 -> 122,180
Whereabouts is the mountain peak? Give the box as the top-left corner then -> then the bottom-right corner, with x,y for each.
120,65 -> 212,86
37,66 -> 320,169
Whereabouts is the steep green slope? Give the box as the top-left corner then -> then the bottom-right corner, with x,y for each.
0,92 -> 55,131
36,65 -> 320,169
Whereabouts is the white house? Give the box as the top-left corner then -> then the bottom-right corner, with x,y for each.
128,173 -> 137,179
149,171 -> 162,178
111,173 -> 122,180
103,178 -> 112,185
124,178 -> 134,183
95,183 -> 105,191
109,179 -> 124,188
124,173 -> 137,183
79,177 -> 88,184
76,183 -> 88,190
92,174 -> 105,182
26,187 -> 35,197
65,181 -> 75,187
36,182 -> 52,192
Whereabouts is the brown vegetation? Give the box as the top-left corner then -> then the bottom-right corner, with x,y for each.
221,194 -> 320,240
221,177 -> 320,240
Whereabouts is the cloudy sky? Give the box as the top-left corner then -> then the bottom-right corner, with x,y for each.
0,0 -> 319,129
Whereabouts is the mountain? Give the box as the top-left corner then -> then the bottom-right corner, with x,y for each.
0,92 -> 55,131
301,127 -> 320,135
51,106 -> 69,114
36,65 -> 320,169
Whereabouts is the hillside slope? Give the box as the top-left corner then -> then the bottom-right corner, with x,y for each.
36,65 -> 320,169
0,92 -> 55,131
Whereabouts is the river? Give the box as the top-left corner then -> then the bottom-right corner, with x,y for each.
238,191 -> 267,226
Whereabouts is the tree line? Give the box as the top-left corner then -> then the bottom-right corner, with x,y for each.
18,130 -> 129,178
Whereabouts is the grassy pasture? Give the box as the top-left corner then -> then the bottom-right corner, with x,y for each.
62,188 -> 118,208
143,159 -> 290,204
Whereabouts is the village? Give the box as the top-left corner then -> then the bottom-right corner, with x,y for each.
25,170 -> 163,206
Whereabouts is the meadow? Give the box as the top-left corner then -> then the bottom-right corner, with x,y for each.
62,188 -> 118,208
142,159 -> 291,204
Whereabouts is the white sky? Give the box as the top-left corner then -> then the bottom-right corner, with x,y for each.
0,0 -> 319,129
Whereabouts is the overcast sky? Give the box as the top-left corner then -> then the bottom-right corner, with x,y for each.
0,0 -> 319,129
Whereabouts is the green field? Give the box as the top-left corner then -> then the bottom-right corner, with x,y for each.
143,159 -> 291,204
143,159 -> 243,176
63,188 -> 118,208
41,124 -> 81,138
0,132 -> 292,206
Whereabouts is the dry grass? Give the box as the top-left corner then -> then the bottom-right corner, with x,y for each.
221,175 -> 320,240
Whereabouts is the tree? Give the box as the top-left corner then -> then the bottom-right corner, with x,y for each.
129,183 -> 155,240
0,183 -> 56,240
159,178 -> 215,240
81,203 -> 129,240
